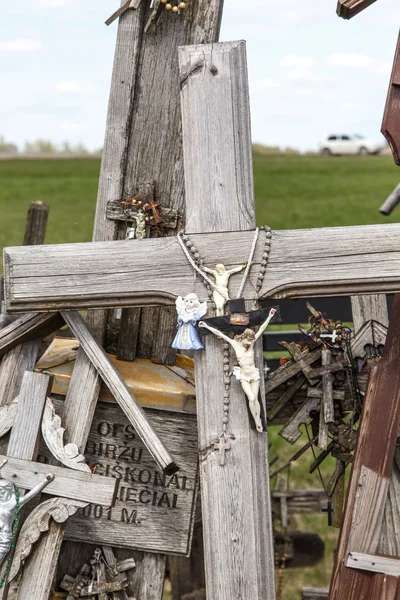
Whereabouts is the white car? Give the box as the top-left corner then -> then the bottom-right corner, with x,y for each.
319,134 -> 383,156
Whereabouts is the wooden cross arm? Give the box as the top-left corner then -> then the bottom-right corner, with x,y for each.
336,0 -> 378,19
5,223 -> 400,314
0,455 -> 118,506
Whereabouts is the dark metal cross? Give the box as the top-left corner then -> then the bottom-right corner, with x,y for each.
322,499 -> 333,527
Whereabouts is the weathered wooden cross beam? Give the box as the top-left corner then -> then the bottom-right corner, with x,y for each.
5,222 -> 400,312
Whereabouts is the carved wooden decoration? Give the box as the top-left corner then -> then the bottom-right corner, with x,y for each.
382,32 -> 400,165
41,398 -> 90,473
0,399 -> 18,438
9,497 -> 87,582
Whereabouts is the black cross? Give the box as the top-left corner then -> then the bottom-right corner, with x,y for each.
322,498 -> 333,527
198,301 -> 281,337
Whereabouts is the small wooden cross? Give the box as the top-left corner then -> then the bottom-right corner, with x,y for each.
105,0 -> 141,27
215,436 -> 232,466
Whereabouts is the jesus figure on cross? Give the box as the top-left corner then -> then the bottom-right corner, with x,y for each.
199,307 -> 277,432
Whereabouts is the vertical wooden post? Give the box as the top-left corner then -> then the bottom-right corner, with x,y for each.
2,371 -> 52,599
179,40 -> 275,600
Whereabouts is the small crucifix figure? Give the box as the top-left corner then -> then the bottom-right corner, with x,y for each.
215,435 -> 232,466
203,263 -> 247,317
199,307 -> 277,432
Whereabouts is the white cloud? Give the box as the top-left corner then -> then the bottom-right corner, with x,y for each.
326,53 -> 374,68
54,81 -> 96,94
280,55 -> 316,68
0,39 -> 43,52
59,123 -> 85,131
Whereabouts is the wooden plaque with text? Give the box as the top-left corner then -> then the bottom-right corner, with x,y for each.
39,399 -> 199,556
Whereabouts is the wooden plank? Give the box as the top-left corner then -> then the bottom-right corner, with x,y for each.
302,588 -> 329,600
351,295 -> 389,333
330,295 -> 400,599
347,552 -> 400,577
380,183 -> 400,216
40,402 -> 200,555
0,455 -> 118,506
0,312 -> 64,358
180,41 -> 275,600
322,348 -> 334,424
23,201 -> 49,246
62,310 -> 178,475
271,489 -> 327,515
0,371 -> 52,600
9,223 -> 400,312
265,349 -> 321,393
382,32 -> 400,165
337,0 -> 378,18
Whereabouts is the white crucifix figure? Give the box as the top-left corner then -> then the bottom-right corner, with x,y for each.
199,308 -> 276,432
203,263 -> 247,316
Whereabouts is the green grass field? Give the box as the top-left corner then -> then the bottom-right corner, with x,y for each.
1,153 -> 399,599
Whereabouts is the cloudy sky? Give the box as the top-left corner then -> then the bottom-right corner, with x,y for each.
1,0 -> 399,151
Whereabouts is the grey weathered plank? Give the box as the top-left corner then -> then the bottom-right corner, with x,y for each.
0,455 -> 118,506
0,312 -> 63,357
23,201 -> 49,246
351,294 -> 389,334
59,402 -> 199,554
180,41 -> 275,600
1,371 -> 51,600
9,223 -> 400,311
346,551 -> 400,576
61,310 -> 178,475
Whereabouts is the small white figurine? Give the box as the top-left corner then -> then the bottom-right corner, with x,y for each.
0,459 -> 55,564
203,263 -> 247,316
199,308 -> 277,432
172,293 -> 208,351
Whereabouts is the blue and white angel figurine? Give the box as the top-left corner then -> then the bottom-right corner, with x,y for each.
172,293 -> 208,351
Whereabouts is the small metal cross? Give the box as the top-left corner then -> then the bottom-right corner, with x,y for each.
322,499 -> 333,527
215,436 -> 232,466
105,0 -> 142,26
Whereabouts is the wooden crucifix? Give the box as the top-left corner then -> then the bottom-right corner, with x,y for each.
6,40 -> 400,600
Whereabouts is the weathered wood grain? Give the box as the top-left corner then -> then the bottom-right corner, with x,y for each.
0,312 -> 63,357
0,455 -> 118,506
180,41 -> 275,600
23,201 -> 49,246
9,223 -> 400,311
330,295 -> 400,599
271,489 -> 327,515
379,448 -> 400,556
347,551 -> 400,577
0,371 -> 51,600
336,0 -> 378,18
62,311 -> 178,475
351,295 -> 389,334
382,31 -> 400,165
39,400 -> 200,555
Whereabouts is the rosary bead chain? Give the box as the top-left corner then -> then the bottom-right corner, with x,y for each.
161,0 -> 188,13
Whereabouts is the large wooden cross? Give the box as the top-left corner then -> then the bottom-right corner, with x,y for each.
5,40 -> 400,600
